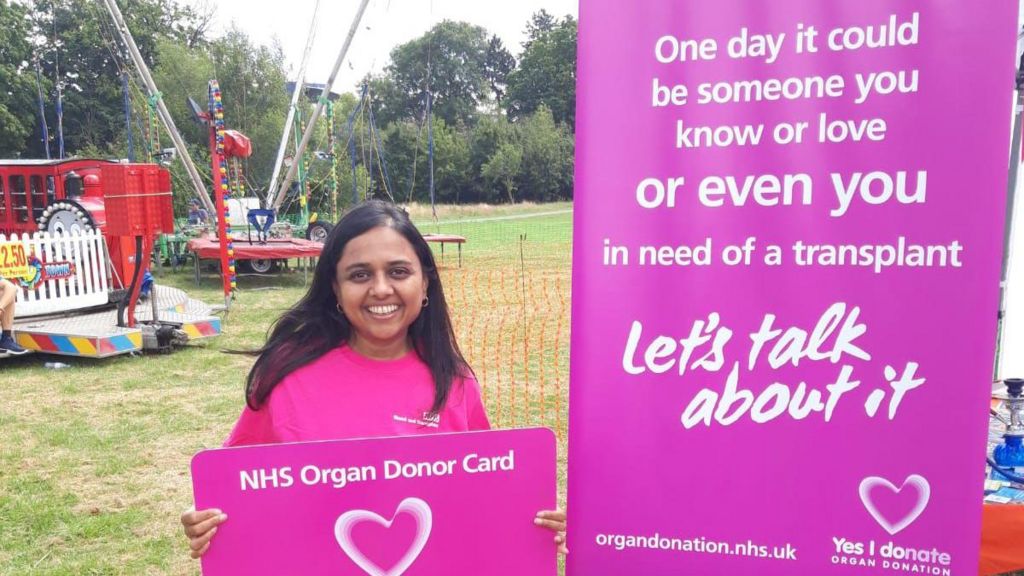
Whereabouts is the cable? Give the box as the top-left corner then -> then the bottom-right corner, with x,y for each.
33,58 -> 52,160
406,105 -> 426,203
988,457 -> 1024,484
52,2 -> 64,158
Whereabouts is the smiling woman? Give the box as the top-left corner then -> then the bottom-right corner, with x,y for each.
238,201 -> 464,416
333,226 -> 429,360
179,200 -> 568,558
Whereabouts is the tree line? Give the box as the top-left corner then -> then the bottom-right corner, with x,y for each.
0,0 -> 577,209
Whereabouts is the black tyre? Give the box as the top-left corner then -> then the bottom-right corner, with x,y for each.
37,200 -> 96,235
246,259 -> 277,274
306,221 -> 332,243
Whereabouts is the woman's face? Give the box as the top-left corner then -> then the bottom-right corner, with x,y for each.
332,226 -> 428,359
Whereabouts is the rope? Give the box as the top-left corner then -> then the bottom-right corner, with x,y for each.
87,0 -> 171,163
121,72 -> 134,161
342,86 -> 366,205
92,0 -> 163,161
426,0 -> 436,221
366,88 -> 395,202
52,2 -> 65,159
406,103 -> 427,203
405,0 -> 436,205
359,97 -> 370,198
33,59 -> 51,160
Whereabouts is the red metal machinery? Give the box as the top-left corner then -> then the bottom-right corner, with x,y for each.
0,159 -> 174,323
196,80 -> 253,305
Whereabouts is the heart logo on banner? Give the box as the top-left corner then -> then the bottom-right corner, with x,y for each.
334,497 -> 433,576
858,474 -> 930,536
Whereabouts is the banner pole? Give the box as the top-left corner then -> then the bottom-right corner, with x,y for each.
996,42 -> 1024,379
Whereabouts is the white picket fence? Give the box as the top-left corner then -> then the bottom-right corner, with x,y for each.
1,230 -> 110,317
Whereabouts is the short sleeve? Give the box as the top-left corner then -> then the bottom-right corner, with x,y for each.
223,404 -> 277,447
463,376 -> 492,431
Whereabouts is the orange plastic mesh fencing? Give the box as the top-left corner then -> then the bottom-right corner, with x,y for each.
444,267 -> 571,438
417,205 -> 573,443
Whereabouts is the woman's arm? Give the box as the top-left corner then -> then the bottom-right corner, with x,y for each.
182,403 -> 273,559
180,508 -> 228,558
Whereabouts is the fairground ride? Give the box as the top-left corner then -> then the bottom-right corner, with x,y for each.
0,158 -> 222,360
0,0 -> 233,360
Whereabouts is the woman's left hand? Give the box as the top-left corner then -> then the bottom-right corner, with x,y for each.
534,509 -> 568,555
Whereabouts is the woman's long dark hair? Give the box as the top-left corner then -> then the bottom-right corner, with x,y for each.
244,200 -> 470,415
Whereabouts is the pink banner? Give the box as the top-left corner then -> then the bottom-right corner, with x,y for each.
192,428 -> 556,575
568,1 -> 1017,574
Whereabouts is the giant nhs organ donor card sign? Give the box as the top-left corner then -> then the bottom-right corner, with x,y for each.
568,1 -> 1017,575
191,428 -> 556,575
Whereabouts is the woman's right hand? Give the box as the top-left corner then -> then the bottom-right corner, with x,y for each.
181,507 -> 228,558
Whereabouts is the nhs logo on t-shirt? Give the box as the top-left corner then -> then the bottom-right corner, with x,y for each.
392,412 -> 440,428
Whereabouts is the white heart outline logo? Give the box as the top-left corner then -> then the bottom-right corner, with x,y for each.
334,497 -> 433,576
858,474 -> 930,536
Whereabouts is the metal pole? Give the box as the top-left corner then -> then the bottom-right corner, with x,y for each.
55,75 -> 64,159
267,0 -> 322,208
273,0 -> 372,211
150,283 -> 159,323
428,92 -> 435,217
99,0 -> 215,214
997,45 -> 1024,379
294,110 -> 310,224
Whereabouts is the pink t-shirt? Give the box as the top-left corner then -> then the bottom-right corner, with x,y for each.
225,344 -> 491,447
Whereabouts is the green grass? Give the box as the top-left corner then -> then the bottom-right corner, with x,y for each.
0,202 -> 572,574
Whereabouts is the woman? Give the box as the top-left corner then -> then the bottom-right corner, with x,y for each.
181,201 -> 566,557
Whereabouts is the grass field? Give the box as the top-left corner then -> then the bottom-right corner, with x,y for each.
0,202 -> 573,575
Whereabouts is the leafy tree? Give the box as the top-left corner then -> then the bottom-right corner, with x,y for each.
151,37 -> 215,149
206,27 -> 290,192
361,75 -> 405,128
149,27 -> 291,211
468,113 -> 516,202
515,105 -> 574,201
28,0 -> 209,155
380,118 -> 425,203
426,117 -> 471,203
483,35 -> 515,111
482,142 -> 522,203
150,36 -> 215,215
506,13 -> 577,129
374,20 -> 510,127
522,9 -> 557,49
0,0 -> 42,157
376,111 -> 476,205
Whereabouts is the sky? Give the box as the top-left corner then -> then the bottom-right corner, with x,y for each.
182,0 -> 579,93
